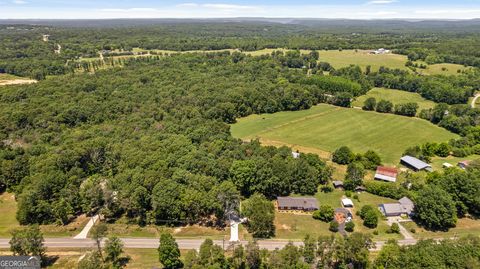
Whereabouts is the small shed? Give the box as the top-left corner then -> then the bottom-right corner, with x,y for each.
374,166 -> 398,183
341,198 -> 354,208
458,160 -> 470,169
292,151 -> 300,159
400,155 -> 432,172
443,162 -> 453,168
332,181 -> 344,189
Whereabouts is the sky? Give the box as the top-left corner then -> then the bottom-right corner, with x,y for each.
1,0 -> 480,19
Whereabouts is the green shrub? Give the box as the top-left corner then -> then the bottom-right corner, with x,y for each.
312,205 -> 335,222
329,221 -> 339,232
345,221 -> 355,232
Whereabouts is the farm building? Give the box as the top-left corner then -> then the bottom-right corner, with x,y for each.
379,196 -> 414,217
276,196 -> 319,211
443,162 -> 453,168
341,198 -> 354,208
458,160 -> 470,169
292,151 -> 300,159
371,48 -> 390,54
400,155 -> 432,172
374,166 -> 398,183
332,181 -> 344,189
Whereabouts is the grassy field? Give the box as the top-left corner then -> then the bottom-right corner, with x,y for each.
317,50 -> 409,71
0,193 -> 19,237
416,63 -> 470,76
430,154 -> 480,171
402,218 -> 480,239
276,190 -> 402,240
352,88 -> 437,112
231,104 -> 458,164
105,220 -> 251,240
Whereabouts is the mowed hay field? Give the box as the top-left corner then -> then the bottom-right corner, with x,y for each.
416,63 -> 470,76
231,104 -> 458,164
317,50 -> 409,71
352,88 -> 437,112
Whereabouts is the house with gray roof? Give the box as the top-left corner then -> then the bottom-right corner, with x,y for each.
379,196 -> 414,217
400,155 -> 432,172
277,196 -> 319,211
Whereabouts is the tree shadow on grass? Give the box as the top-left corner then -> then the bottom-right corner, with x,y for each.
42,255 -> 59,267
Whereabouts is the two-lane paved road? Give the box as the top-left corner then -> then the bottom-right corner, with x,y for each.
0,237 -> 417,251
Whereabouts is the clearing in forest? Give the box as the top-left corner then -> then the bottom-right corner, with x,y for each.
352,88 -> 437,112
231,104 -> 458,164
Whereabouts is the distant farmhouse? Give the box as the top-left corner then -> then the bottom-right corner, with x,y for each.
42,34 -> 50,42
371,48 -> 390,54
374,166 -> 398,183
379,197 -> 414,217
291,151 -> 300,159
400,155 -> 432,172
277,196 -> 319,212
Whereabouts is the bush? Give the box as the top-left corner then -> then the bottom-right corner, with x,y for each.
362,97 -> 376,111
373,230 -> 379,235
345,191 -> 352,198
376,100 -> 393,113
410,228 -> 416,233
312,205 -> 335,222
329,221 -> 339,232
389,223 -> 400,234
345,221 -> 355,232
360,205 -> 379,228
353,194 -> 359,201
332,146 -> 354,165
321,184 -> 334,193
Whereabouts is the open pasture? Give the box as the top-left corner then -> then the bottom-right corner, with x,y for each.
231,104 -> 458,164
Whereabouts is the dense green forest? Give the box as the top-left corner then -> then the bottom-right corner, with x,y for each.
2,20 -> 480,78
0,19 -> 478,228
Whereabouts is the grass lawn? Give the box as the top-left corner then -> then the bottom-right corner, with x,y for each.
231,104 -> 458,164
275,190 -> 402,240
402,218 -> 480,239
352,88 -> 437,112
0,193 -> 19,237
430,154 -> 480,171
317,50 -> 409,72
416,63 -> 470,76
105,221 -> 247,240
41,215 -> 90,237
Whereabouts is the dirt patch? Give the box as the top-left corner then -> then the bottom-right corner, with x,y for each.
0,79 -> 37,86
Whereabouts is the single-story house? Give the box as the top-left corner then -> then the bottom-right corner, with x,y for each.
292,151 -> 300,159
443,162 -> 453,168
342,198 -> 354,208
374,166 -> 398,183
458,160 -> 470,169
379,196 -> 414,217
400,155 -> 432,172
333,181 -> 344,189
277,196 -> 319,211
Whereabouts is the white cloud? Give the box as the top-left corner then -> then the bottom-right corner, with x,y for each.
367,0 -> 397,4
176,3 -> 199,8
202,4 -> 257,10
415,9 -> 480,14
12,0 -> 27,4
